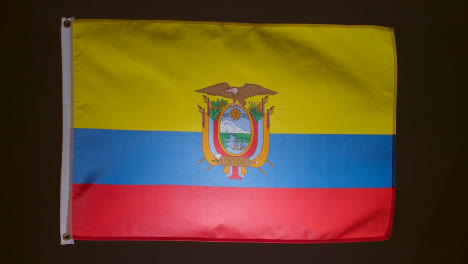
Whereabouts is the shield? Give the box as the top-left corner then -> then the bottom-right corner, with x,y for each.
197,92 -> 275,179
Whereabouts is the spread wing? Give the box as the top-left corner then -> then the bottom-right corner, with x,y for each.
237,83 -> 278,99
195,82 -> 234,99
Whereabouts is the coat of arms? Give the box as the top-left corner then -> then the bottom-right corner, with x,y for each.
196,82 -> 277,180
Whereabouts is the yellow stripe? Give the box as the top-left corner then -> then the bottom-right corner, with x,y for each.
75,19 -> 395,31
73,20 -> 396,134
392,30 -> 398,135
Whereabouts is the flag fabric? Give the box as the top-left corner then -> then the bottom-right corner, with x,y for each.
60,18 -> 397,244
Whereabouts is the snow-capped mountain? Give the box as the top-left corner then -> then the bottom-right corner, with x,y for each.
220,120 -> 249,134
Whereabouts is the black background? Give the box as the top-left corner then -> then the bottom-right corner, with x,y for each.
6,0 -> 467,263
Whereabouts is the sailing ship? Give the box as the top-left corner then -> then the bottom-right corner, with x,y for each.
231,137 -> 246,151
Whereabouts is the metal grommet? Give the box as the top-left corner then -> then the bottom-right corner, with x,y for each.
63,20 -> 72,28
63,233 -> 71,241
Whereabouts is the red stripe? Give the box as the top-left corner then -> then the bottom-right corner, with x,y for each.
72,184 -> 394,242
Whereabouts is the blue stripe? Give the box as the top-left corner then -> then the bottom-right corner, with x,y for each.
73,129 -> 395,188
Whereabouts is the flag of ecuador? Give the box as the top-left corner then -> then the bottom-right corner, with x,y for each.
60,18 -> 397,244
